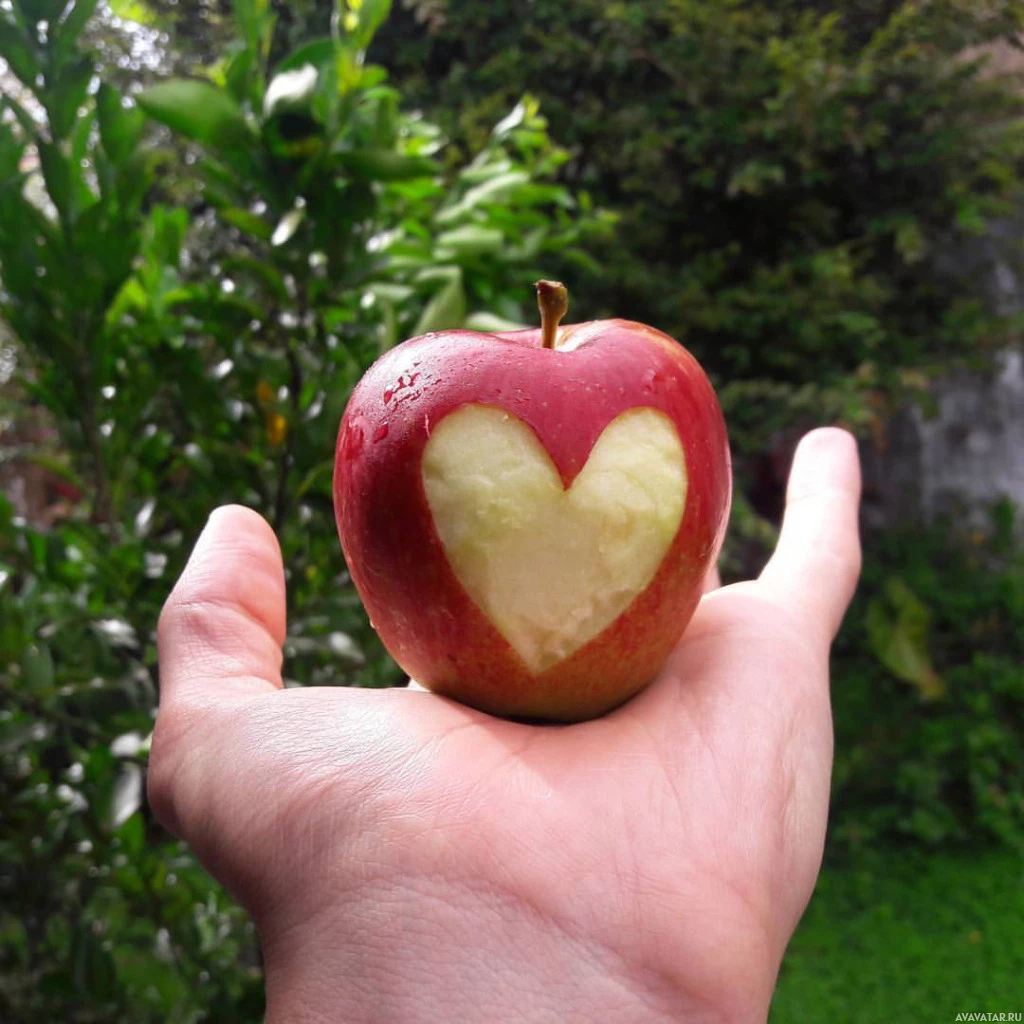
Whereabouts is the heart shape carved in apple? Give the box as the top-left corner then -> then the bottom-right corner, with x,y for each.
422,403 -> 687,673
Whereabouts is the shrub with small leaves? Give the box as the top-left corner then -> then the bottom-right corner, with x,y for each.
830,503 -> 1024,852
0,0 -> 608,1018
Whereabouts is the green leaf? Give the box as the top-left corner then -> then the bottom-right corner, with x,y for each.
22,645 -> 54,690
458,158 -> 514,185
0,724 -> 42,755
0,21 -> 40,86
14,0 -> 68,24
3,93 -> 38,138
371,85 -> 398,147
105,277 -> 147,323
895,219 -> 925,263
436,225 -> 504,256
331,44 -> 362,97
113,949 -> 191,1011
726,159 -> 786,198
866,578 -> 945,700
200,160 -> 247,205
220,206 -> 271,240
69,109 -> 98,211
115,810 -> 145,856
436,171 -> 530,225
57,0 -> 100,51
72,930 -> 116,998
336,148 -> 439,182
37,140 -> 76,221
136,79 -> 253,148
108,0 -> 155,23
414,265 -> 461,287
0,121 -> 25,180
25,454 -> 84,495
345,0 -> 392,50
146,203 -> 187,265
70,105 -> 93,164
110,147 -> 154,213
465,312 -> 528,332
96,85 -> 145,165
48,55 -> 93,141
233,0 -> 271,55
224,46 -> 256,104
0,913 -> 27,963
331,0 -> 390,52
277,36 -> 337,73
367,282 -> 414,304
379,298 -> 398,351
362,64 -> 389,90
414,269 -> 466,335
221,254 -> 287,300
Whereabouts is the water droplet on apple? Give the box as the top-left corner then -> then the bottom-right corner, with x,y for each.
373,422 -> 390,442
342,420 -> 366,460
642,368 -> 667,392
384,372 -> 422,407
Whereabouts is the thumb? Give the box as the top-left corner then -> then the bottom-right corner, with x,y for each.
150,506 -> 285,839
157,505 -> 286,713
759,428 -> 862,644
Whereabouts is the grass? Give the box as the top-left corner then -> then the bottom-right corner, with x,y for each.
771,846 -> 1024,1022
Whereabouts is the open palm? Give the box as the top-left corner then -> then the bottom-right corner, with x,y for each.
151,428 -> 861,1023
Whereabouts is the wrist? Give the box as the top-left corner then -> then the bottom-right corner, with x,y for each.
259,873 -> 774,1024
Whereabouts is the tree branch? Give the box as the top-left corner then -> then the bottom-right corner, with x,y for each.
272,339 -> 303,534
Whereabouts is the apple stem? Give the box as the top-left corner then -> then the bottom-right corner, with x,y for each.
536,280 -> 569,349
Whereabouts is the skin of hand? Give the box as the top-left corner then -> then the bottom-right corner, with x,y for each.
150,427 -> 861,1024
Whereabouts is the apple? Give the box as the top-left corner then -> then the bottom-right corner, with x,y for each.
334,282 -> 731,722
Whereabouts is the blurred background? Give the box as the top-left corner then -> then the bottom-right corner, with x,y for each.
1,0 -> 1021,1020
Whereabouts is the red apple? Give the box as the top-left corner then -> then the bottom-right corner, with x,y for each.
334,282 -> 731,722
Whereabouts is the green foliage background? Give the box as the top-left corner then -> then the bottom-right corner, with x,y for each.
0,0 -> 1021,1019
381,0 -> 1024,452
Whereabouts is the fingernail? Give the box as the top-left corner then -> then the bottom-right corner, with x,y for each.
193,506 -> 232,552
805,427 -> 857,456
206,506 -> 231,527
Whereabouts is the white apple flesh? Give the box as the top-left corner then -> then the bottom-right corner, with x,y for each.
422,404 -> 687,675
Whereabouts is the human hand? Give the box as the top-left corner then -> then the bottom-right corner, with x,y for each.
151,427 -> 861,1023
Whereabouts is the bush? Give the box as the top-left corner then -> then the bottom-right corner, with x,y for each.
830,504 -> 1024,851
0,0 -> 606,1018
380,0 -> 1024,453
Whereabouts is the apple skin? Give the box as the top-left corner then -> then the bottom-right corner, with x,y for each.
333,319 -> 731,722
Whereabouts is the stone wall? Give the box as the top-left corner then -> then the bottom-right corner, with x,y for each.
863,347 -> 1024,532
